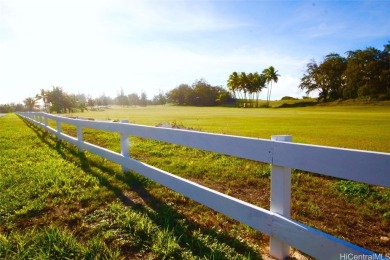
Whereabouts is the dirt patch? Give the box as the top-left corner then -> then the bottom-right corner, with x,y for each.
66,116 -> 95,121
156,122 -> 195,130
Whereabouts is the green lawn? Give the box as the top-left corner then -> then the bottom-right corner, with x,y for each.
1,102 -> 389,258
0,114 -> 266,259
70,103 -> 390,152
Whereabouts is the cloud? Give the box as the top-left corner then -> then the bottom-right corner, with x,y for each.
105,0 -> 247,34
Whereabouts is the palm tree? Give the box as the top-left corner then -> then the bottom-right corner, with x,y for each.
263,66 -> 280,106
252,72 -> 266,107
23,97 -> 36,111
35,89 -> 49,112
239,72 -> 249,103
227,72 -> 240,99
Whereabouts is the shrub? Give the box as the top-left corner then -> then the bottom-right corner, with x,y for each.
281,96 -> 298,100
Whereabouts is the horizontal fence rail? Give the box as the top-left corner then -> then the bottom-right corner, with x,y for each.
17,112 -> 390,260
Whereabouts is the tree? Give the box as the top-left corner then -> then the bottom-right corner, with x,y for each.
300,42 -> 390,101
299,60 -> 322,99
36,86 -> 89,113
227,71 -> 266,107
140,92 -> 148,106
245,72 -> 266,107
319,53 -> 347,100
167,80 -> 232,106
239,72 -> 249,101
152,90 -> 167,105
0,104 -> 14,113
87,96 -> 95,107
73,94 -> 88,112
263,66 -> 280,106
167,84 -> 193,105
227,72 -> 240,99
300,54 -> 347,102
128,93 -> 140,106
192,79 -> 217,106
251,72 -> 267,107
47,86 -> 66,113
95,94 -> 113,106
35,89 -> 49,112
23,97 -> 36,111
344,47 -> 388,99
115,88 -> 129,106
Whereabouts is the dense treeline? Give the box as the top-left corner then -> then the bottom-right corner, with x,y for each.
2,65 -> 280,112
0,79 -> 233,113
0,87 -> 88,113
0,87 -> 156,113
300,43 -> 390,102
166,79 -> 233,106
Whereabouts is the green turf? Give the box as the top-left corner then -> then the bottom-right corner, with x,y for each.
0,114 -> 265,259
1,102 -> 389,258
68,103 -> 390,152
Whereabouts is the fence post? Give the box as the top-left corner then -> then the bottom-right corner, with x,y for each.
44,115 -> 48,130
120,120 -> 129,172
77,125 -> 83,152
270,135 -> 292,259
56,120 -> 62,141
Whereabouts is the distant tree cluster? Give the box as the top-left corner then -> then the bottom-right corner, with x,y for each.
113,88 -> 152,107
1,79 -> 233,113
2,87 -> 164,114
300,43 -> 390,102
167,79 -> 233,106
227,66 -> 279,107
1,87 -> 89,113
0,103 -> 25,113
38,87 -> 89,113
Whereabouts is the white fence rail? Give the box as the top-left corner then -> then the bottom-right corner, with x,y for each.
18,112 -> 390,260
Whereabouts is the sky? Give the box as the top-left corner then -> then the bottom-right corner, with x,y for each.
0,0 -> 389,104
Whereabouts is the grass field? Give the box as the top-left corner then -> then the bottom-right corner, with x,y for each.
71,101 -> 390,152
1,102 -> 390,258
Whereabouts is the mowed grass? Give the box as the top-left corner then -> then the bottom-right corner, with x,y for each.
68,102 -> 390,254
0,114 -> 264,259
1,101 -> 390,258
70,101 -> 390,152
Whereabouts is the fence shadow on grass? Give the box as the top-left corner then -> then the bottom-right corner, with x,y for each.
21,117 -> 263,259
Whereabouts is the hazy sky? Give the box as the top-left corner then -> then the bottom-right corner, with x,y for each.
1,0 -> 389,104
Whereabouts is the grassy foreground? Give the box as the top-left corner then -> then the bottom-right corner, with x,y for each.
0,114 -> 264,259
1,102 -> 390,258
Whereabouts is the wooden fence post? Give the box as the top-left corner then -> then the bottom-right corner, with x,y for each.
120,120 -> 129,172
270,135 -> 292,259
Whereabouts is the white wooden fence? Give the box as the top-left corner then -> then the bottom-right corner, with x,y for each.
18,112 -> 390,260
